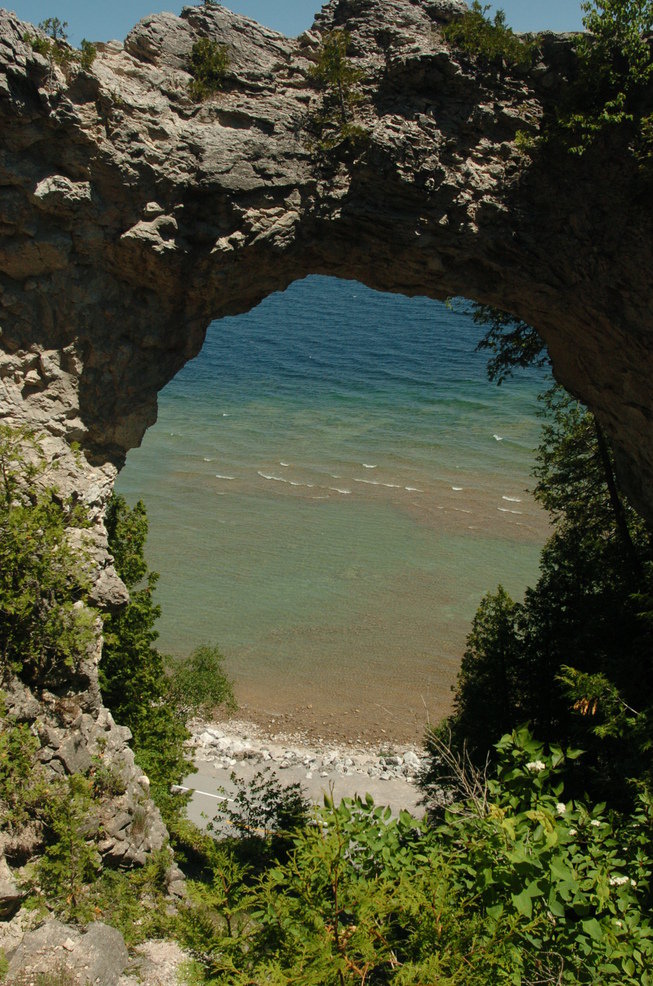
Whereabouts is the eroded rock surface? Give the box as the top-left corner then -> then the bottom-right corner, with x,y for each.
6,919 -> 129,985
0,0 -> 651,523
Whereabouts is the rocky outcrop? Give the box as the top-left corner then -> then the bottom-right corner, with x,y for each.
0,0 -> 651,526
2,675 -> 168,868
0,0 -> 652,877
6,919 -> 129,985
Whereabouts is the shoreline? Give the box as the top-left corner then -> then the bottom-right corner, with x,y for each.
186,715 -> 429,817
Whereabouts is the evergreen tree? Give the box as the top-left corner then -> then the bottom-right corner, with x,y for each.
100,495 -> 191,821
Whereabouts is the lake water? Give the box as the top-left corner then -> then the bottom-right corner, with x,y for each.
116,275 -> 548,742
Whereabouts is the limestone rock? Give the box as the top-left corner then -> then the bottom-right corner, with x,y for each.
0,0 -> 650,526
6,919 -> 129,986
0,853 -> 23,919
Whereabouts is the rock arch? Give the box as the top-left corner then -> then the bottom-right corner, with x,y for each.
1,0 -> 652,564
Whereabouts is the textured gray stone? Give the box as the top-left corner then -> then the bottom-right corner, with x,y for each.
0,853 -> 23,919
0,0 -> 650,527
7,919 -> 129,986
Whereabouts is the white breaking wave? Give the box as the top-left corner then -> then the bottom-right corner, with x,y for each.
405,486 -> 423,492
493,434 -> 503,441
258,471 -> 287,483
279,461 -> 289,467
451,486 -> 463,491
382,483 -> 401,489
329,487 -> 352,495
502,495 -> 522,502
215,473 -> 235,480
498,507 -> 522,515
354,478 -> 380,486
362,463 -> 377,469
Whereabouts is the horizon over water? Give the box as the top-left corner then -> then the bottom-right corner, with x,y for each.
116,275 -> 549,743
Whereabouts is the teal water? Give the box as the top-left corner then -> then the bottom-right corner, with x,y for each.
116,276 -> 548,741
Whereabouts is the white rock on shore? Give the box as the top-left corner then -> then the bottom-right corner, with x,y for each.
190,718 -> 428,784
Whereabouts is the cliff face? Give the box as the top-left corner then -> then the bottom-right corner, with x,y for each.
1,0 -> 652,526
0,0 -> 652,845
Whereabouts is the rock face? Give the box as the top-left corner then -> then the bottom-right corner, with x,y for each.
0,0 -> 652,869
0,0 -> 651,526
6,919 -> 129,985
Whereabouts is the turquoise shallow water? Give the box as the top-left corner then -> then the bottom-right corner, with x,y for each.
116,276 -> 548,740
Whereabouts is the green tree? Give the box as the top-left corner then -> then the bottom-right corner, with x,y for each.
188,38 -> 229,102
309,29 -> 364,127
39,16 -> 68,42
442,2 -> 536,77
427,378 -> 653,806
35,774 -> 101,922
166,644 -> 235,718
563,0 -> 653,154
100,495 -> 191,822
471,304 -> 549,384
0,427 -> 96,690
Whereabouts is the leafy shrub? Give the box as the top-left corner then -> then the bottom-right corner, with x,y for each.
443,1 -> 536,75
34,774 -> 101,923
425,384 -> 653,808
166,645 -> 236,718
87,849 -> 175,944
210,767 -> 310,871
184,731 -> 653,985
188,38 -> 229,102
559,0 -> 653,156
79,39 -> 97,71
23,20 -> 96,77
0,427 -> 96,690
0,701 -> 48,835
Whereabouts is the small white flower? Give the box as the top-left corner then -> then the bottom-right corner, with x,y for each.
569,828 -> 578,837
526,760 -> 546,773
631,879 -> 637,888
556,802 -> 566,816
590,819 -> 601,828
609,875 -> 629,887
615,919 -> 624,928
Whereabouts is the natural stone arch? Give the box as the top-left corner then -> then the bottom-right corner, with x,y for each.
1,0 -> 652,573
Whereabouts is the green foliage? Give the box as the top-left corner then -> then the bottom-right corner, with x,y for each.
101,494 -> 192,825
87,849 -> 176,944
430,383 -> 653,807
471,304 -> 549,384
443,2 -> 536,76
34,774 -> 101,923
188,38 -> 229,102
0,428 -> 96,690
526,0 -> 653,166
39,17 -> 68,42
22,19 -> 96,76
308,30 -> 368,151
210,767 -> 310,872
180,732 -> 653,985
0,702 -> 48,834
79,39 -> 97,71
166,645 -> 235,718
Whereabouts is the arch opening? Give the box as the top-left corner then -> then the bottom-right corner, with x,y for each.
116,276 -> 549,745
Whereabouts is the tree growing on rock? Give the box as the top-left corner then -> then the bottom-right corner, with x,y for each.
0,427 -> 97,691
